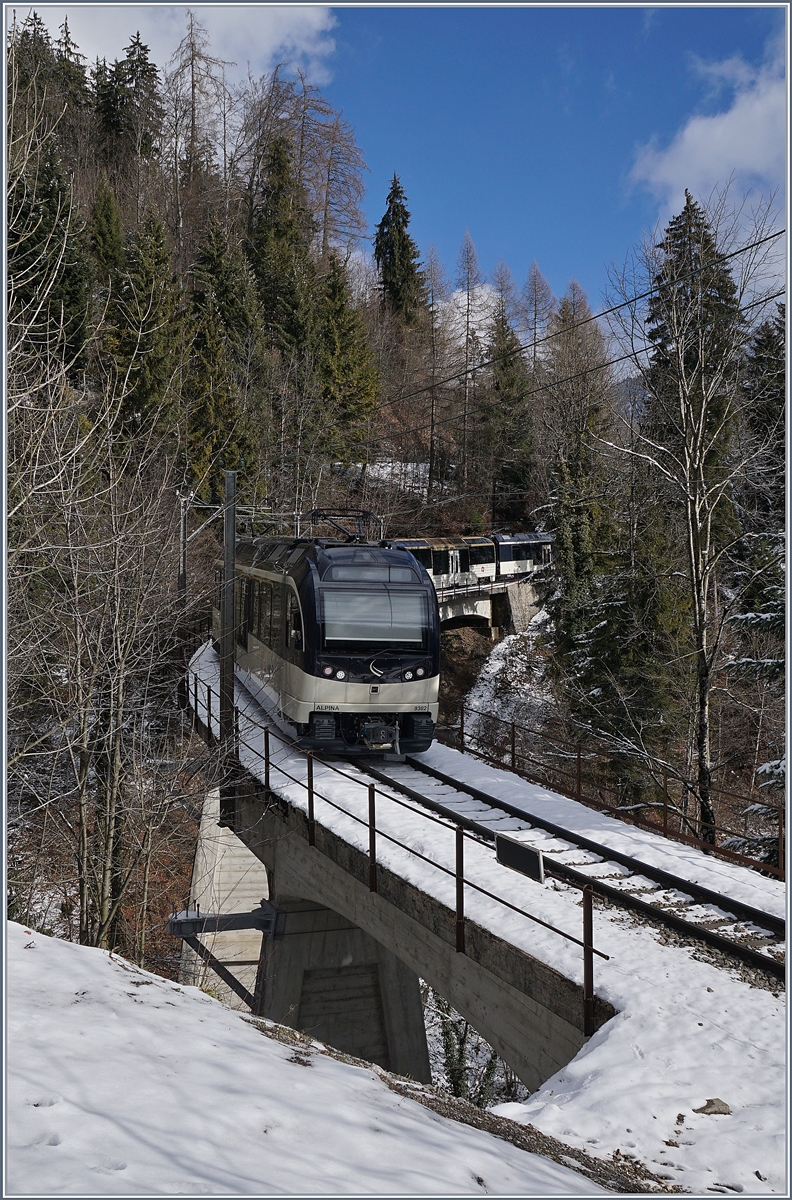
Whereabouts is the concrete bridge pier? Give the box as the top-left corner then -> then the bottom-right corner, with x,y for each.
256,885 -> 432,1082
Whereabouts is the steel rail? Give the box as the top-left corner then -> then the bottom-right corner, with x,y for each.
403,758 -> 785,937
360,760 -> 785,982
189,668 -> 784,980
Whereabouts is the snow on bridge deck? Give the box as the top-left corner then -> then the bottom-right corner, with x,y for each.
188,642 -> 786,1196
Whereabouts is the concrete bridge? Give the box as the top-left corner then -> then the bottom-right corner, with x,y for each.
436,575 -> 541,637
182,650 -> 614,1094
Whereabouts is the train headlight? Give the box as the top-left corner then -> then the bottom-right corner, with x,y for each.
416,667 -> 425,677
403,670 -> 414,681
335,669 -> 347,680
323,666 -> 333,677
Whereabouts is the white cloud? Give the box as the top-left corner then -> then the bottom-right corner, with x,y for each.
631,47 -> 786,221
28,5 -> 337,83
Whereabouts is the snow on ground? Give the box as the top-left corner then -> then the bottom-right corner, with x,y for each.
466,610 -> 555,732
6,921 -> 608,1197
188,643 -> 787,1196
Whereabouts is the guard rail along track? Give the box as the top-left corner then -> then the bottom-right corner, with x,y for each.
359,757 -> 785,984
186,667 -> 784,986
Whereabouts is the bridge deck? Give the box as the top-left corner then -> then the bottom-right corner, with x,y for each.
186,642 -> 786,1188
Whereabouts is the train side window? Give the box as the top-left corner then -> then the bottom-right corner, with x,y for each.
432,549 -> 449,575
271,585 -> 283,650
414,548 -> 432,569
245,575 -> 255,632
469,545 -> 495,566
236,578 -> 247,647
287,591 -> 303,653
258,582 -> 272,644
459,549 -> 470,572
252,582 -> 260,639
499,544 -> 513,562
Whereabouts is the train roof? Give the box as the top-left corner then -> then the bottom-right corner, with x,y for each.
233,538 -> 430,582
492,531 -> 555,543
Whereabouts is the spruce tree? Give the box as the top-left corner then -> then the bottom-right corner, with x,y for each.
483,268 -> 532,525
316,253 -> 378,447
642,191 -> 745,841
250,137 -> 319,357
373,175 -> 425,323
90,177 -> 125,278
114,216 -> 179,427
183,295 -> 251,501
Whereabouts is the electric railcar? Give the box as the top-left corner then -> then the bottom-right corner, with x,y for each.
213,538 -> 440,756
388,532 -> 553,590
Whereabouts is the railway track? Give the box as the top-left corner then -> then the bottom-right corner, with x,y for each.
356,755 -> 785,984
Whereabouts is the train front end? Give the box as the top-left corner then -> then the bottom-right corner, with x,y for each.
297,544 -> 440,755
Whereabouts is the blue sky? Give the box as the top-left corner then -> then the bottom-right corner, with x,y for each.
30,4 -> 787,309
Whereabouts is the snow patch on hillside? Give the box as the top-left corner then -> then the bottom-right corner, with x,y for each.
466,608 -> 554,735
6,920 -> 607,1196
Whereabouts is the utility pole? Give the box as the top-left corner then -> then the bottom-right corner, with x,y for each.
177,488 -> 190,608
219,470 -> 237,827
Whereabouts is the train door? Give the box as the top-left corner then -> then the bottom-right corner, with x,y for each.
448,549 -> 460,580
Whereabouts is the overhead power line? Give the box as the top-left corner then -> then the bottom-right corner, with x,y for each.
372,227 -> 786,416
380,286 -> 787,444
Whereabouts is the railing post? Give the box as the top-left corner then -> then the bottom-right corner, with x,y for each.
455,826 -> 465,953
307,752 -> 315,846
583,884 -> 594,1036
663,770 -> 669,835
576,743 -> 582,800
192,673 -> 198,732
233,705 -> 240,760
459,706 -> 465,754
264,727 -> 270,793
206,682 -> 213,744
511,722 -> 516,770
368,784 -> 377,892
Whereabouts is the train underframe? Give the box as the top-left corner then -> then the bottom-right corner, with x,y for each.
296,709 -> 435,756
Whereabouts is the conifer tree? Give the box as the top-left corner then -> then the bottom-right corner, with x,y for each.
641,191 -> 744,840
7,144 -> 92,364
90,177 -> 125,278
114,216 -> 180,427
317,253 -> 378,444
183,295 -> 250,501
373,174 -> 425,323
483,264 -> 532,525
250,137 -> 319,356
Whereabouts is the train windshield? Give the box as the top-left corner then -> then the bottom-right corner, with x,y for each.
320,589 -> 428,650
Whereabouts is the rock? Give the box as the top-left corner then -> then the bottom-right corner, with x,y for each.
693,1098 -> 732,1115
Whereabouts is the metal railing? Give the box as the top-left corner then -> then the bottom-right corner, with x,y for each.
446,703 -> 785,881
189,672 -> 608,1035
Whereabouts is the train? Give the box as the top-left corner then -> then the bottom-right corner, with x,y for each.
388,532 -> 553,590
213,530 -> 552,757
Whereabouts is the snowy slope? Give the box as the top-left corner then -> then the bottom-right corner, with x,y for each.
6,921 -> 609,1197
188,644 -> 787,1196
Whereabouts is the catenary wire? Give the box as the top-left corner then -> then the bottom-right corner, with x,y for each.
373,286 -> 787,445
370,228 -> 786,415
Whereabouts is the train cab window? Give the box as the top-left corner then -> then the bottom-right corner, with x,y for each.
468,544 -> 495,566
321,590 -> 428,651
431,549 -> 449,575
